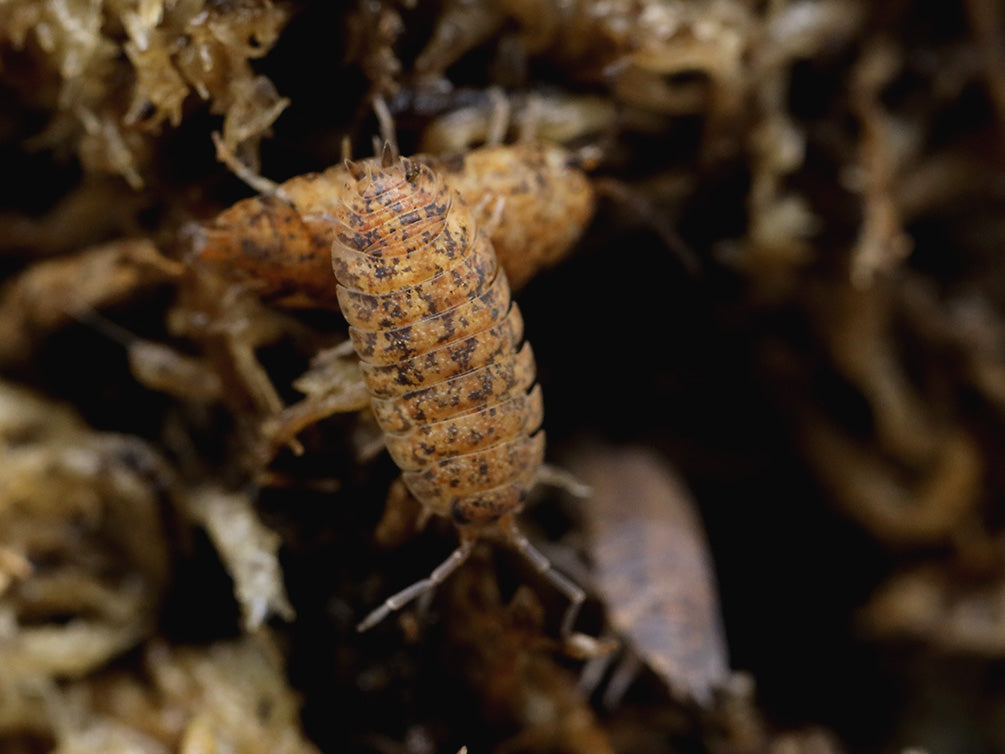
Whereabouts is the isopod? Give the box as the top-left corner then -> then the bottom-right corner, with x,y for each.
332,145 -> 588,638
187,140 -> 595,306
567,443 -> 729,706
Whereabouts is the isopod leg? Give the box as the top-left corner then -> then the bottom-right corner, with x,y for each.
210,131 -> 287,200
577,649 -> 643,709
535,463 -> 593,498
356,539 -> 475,632
601,651 -> 643,709
259,378 -> 369,461
505,526 -> 585,638
475,196 -> 507,237
592,177 -> 701,276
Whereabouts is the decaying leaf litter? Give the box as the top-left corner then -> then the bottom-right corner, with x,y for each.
4,0 -> 1005,752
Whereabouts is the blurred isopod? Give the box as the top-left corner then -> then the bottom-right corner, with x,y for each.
187,139 -> 595,306
565,443 -> 730,706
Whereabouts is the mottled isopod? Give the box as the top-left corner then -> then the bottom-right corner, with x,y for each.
332,146 -> 588,638
188,141 -> 595,306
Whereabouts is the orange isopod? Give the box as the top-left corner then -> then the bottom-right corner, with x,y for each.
189,141 -> 595,307
333,146 -> 586,637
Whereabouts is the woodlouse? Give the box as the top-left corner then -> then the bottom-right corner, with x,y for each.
566,443 -> 729,706
332,146 -> 587,637
188,140 -> 595,306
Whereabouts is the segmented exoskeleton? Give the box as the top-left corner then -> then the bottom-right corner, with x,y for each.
332,147 -> 585,636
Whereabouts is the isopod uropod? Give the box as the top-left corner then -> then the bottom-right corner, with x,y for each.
332,146 -> 586,638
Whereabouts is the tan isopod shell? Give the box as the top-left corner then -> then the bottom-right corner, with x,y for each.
331,148 -> 592,643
